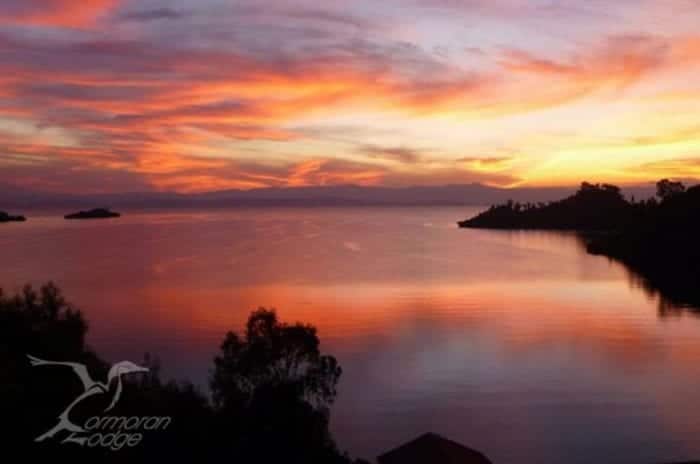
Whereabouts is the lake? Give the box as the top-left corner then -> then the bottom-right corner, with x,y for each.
2,207 -> 700,463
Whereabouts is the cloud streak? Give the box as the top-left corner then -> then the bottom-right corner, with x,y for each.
0,0 -> 117,26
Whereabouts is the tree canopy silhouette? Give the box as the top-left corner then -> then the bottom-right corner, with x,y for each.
656,179 -> 686,202
211,308 -> 347,463
212,308 -> 341,410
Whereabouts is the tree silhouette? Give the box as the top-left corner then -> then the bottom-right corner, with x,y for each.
211,308 -> 347,463
656,179 -> 685,201
212,308 -> 341,410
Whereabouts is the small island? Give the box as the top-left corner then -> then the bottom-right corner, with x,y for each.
64,208 -> 121,220
0,211 -> 26,223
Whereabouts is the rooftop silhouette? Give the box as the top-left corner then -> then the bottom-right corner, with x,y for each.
378,433 -> 493,464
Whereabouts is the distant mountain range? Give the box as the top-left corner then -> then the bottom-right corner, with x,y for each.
0,183 -> 657,210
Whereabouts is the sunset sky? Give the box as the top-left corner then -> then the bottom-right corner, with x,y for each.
1,0 -> 700,193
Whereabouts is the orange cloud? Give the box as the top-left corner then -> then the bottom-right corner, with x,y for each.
359,145 -> 424,164
457,156 -> 514,171
637,157 -> 700,178
287,159 -> 385,188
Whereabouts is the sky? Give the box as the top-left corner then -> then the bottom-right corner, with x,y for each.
1,0 -> 700,194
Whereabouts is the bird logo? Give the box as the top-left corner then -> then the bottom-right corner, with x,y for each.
28,354 -> 149,445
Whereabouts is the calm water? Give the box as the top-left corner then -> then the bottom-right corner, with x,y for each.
2,207 -> 700,463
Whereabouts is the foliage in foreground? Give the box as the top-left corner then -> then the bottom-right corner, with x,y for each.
0,283 -> 356,463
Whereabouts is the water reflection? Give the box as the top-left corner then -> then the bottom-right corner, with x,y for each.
575,235 -> 700,319
627,269 -> 700,319
1,208 -> 700,463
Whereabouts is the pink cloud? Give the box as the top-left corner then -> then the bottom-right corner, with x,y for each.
0,0 -> 118,26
